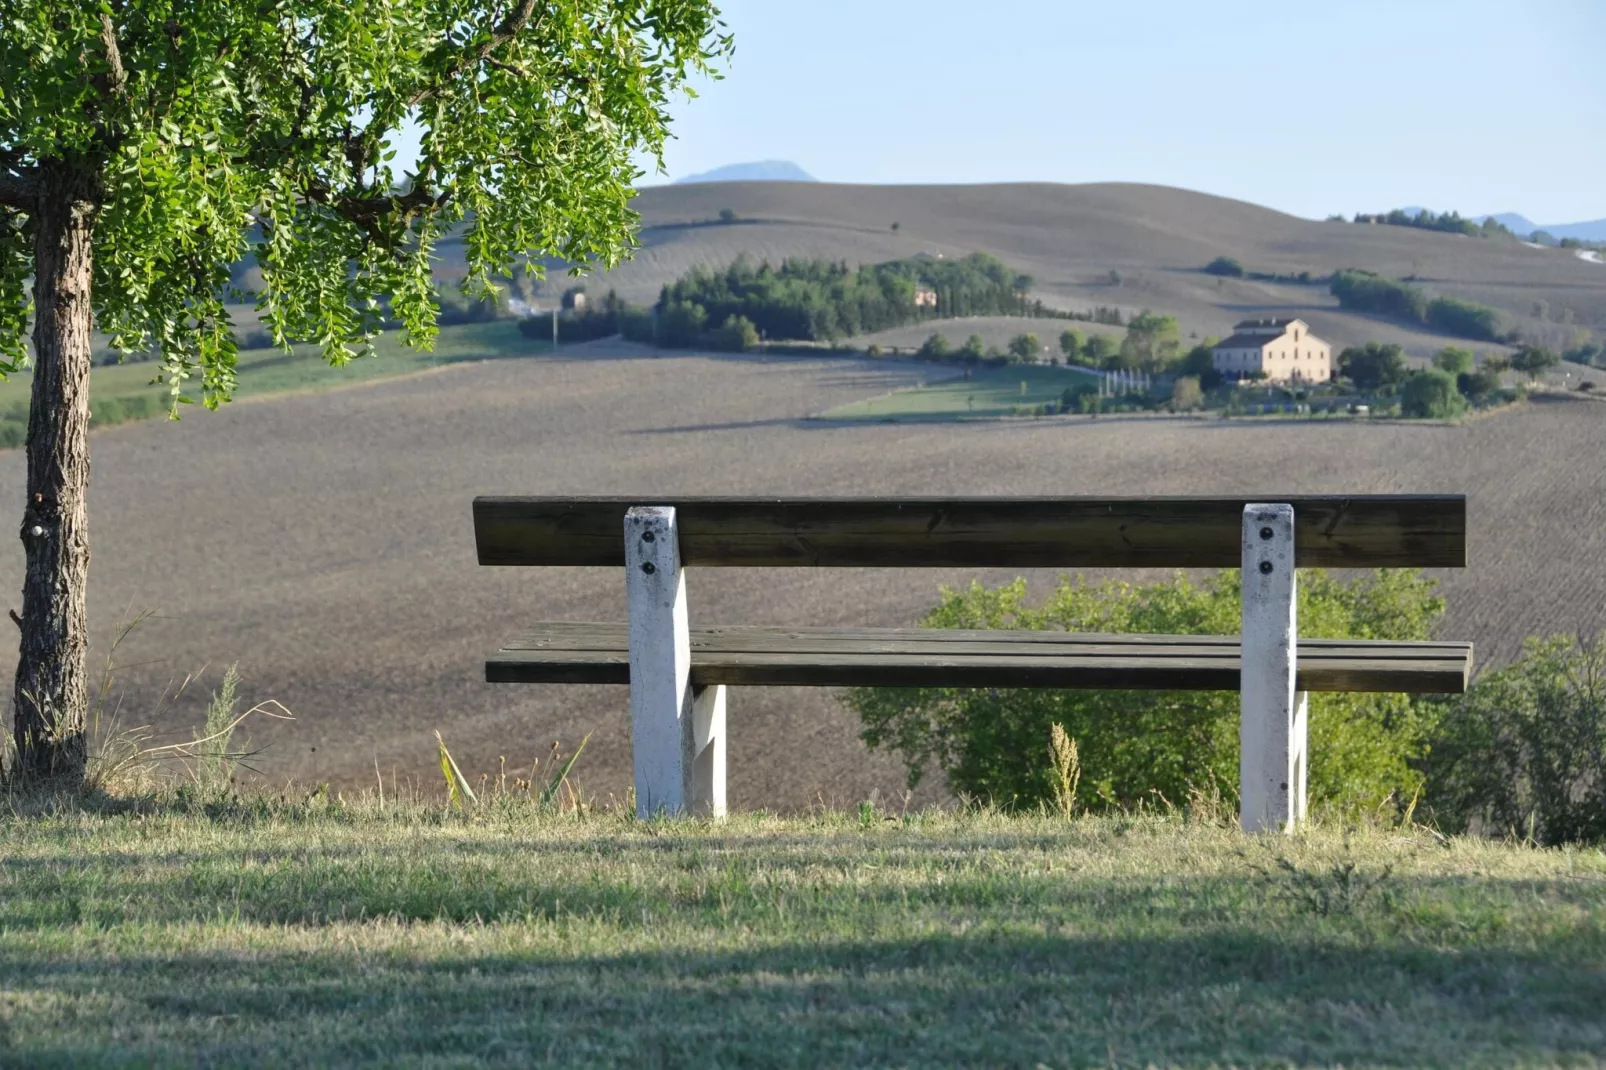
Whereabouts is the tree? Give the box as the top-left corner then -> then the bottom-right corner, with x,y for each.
718,208 -> 738,223
1058,328 -> 1084,363
1510,345 -> 1560,375
1007,333 -> 1040,363
0,1 -> 731,782
1119,311 -> 1180,372
1083,334 -> 1118,367
1338,343 -> 1407,391
710,314 -> 758,353
1432,346 -> 1475,376
1203,256 -> 1245,277
1457,367 -> 1503,405
960,334 -> 986,361
917,333 -> 950,360
1400,369 -> 1465,418
1178,342 -> 1223,390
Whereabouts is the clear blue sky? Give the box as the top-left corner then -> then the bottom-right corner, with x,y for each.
642,0 -> 1605,223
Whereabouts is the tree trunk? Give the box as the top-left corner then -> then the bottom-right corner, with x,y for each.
11,165 -> 96,784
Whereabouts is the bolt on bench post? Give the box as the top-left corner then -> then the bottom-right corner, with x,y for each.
624,506 -> 726,819
1240,503 -> 1308,833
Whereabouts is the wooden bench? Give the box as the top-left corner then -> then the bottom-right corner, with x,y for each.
473,496 -> 1470,831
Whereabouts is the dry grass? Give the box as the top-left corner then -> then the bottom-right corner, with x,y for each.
0,343 -> 1604,808
0,795 -> 1602,1067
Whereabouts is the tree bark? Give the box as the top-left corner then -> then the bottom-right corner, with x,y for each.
11,165 -> 96,784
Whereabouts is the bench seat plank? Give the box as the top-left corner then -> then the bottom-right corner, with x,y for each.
474,495 -> 1467,569
487,623 -> 1471,693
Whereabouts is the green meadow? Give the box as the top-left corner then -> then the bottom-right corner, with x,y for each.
819,363 -> 1100,422
0,320 -> 545,446
0,796 -> 1601,1067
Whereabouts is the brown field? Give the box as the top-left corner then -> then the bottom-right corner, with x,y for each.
2,341 -> 1605,809
468,181 -> 1606,359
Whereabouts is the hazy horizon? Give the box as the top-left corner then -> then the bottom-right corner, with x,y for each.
633,0 -> 1604,223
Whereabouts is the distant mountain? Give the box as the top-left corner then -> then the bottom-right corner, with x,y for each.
672,160 -> 816,185
1478,213 -> 1606,242
1481,212 -> 1540,236
1397,207 -> 1606,242
1539,218 -> 1606,242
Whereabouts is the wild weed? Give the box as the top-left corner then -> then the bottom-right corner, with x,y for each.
1248,842 -> 1397,917
434,730 -> 592,811
1048,722 -> 1080,818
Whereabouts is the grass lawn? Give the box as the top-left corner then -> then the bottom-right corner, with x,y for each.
819,362 -> 1099,422
0,320 -> 545,444
0,797 -> 1602,1067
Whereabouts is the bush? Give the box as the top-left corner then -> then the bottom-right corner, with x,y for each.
619,306 -> 656,343
1509,345 -> 1560,375
1058,329 -> 1083,362
1338,342 -> 1407,391
1432,346 -> 1475,376
917,333 -> 951,360
1421,634 -> 1606,845
1083,334 -> 1117,366
1007,333 -> 1040,363
1204,256 -> 1245,278
708,314 -> 760,353
1331,269 -> 1427,321
656,300 -> 708,348
847,569 -> 1445,812
1170,376 -> 1204,411
1400,369 -> 1466,418
1457,367 -> 1503,405
436,291 -> 502,326
1060,382 -> 1097,411
1426,297 -> 1503,342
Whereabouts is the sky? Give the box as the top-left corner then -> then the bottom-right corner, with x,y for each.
639,0 -> 1606,223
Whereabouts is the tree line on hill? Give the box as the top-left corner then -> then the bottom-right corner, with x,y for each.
521,254 -> 1146,353
1344,208 -> 1516,240
655,253 -> 1035,345
1329,269 -> 1508,343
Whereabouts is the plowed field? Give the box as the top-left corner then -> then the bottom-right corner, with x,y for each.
2,342 -> 1601,808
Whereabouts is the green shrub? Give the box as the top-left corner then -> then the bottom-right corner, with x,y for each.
1204,256 -> 1245,277
1400,369 -> 1467,418
1331,269 -> 1427,321
0,417 -> 23,449
848,569 -> 1444,812
1426,297 -> 1504,342
707,314 -> 759,353
1421,634 -> 1606,844
1457,367 -> 1503,405
917,333 -> 951,360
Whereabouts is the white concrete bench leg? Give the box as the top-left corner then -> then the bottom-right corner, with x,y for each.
624,506 -> 726,818
1240,503 -> 1308,833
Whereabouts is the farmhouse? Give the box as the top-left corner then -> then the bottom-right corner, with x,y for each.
913,285 -> 938,308
1212,318 -> 1332,384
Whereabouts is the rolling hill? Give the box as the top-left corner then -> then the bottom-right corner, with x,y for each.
475,182 -> 1605,358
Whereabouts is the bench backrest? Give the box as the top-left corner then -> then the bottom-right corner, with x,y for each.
474,495 -> 1466,569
